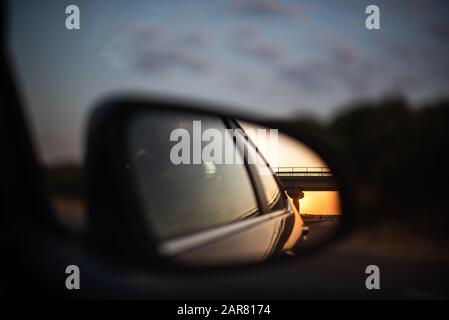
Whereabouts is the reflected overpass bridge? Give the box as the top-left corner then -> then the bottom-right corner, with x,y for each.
272,167 -> 337,197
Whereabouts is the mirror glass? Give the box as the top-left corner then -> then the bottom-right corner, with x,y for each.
126,110 -> 341,266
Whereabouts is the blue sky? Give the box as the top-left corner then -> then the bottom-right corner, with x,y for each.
9,0 -> 449,163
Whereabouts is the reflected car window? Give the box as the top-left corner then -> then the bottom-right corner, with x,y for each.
236,130 -> 285,212
128,112 -> 259,240
252,152 -> 285,211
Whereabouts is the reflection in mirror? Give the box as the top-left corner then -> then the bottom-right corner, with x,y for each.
127,110 -> 341,266
240,122 -> 341,251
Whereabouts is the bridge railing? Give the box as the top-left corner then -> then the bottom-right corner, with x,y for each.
272,167 -> 333,177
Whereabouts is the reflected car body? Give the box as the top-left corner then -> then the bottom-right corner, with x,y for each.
160,207 -> 302,266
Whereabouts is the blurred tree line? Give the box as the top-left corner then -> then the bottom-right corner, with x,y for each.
326,97 -> 449,238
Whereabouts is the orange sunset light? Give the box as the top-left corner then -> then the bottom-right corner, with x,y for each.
301,191 -> 341,215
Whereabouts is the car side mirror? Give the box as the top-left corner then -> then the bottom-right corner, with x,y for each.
86,96 -> 355,269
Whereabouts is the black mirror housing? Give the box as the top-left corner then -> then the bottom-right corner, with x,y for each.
85,95 -> 357,270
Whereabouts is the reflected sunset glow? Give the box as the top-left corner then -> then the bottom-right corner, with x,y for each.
241,122 -> 341,215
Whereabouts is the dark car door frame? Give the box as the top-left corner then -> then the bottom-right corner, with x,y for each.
1,2 -> 151,299
0,1 -> 76,298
